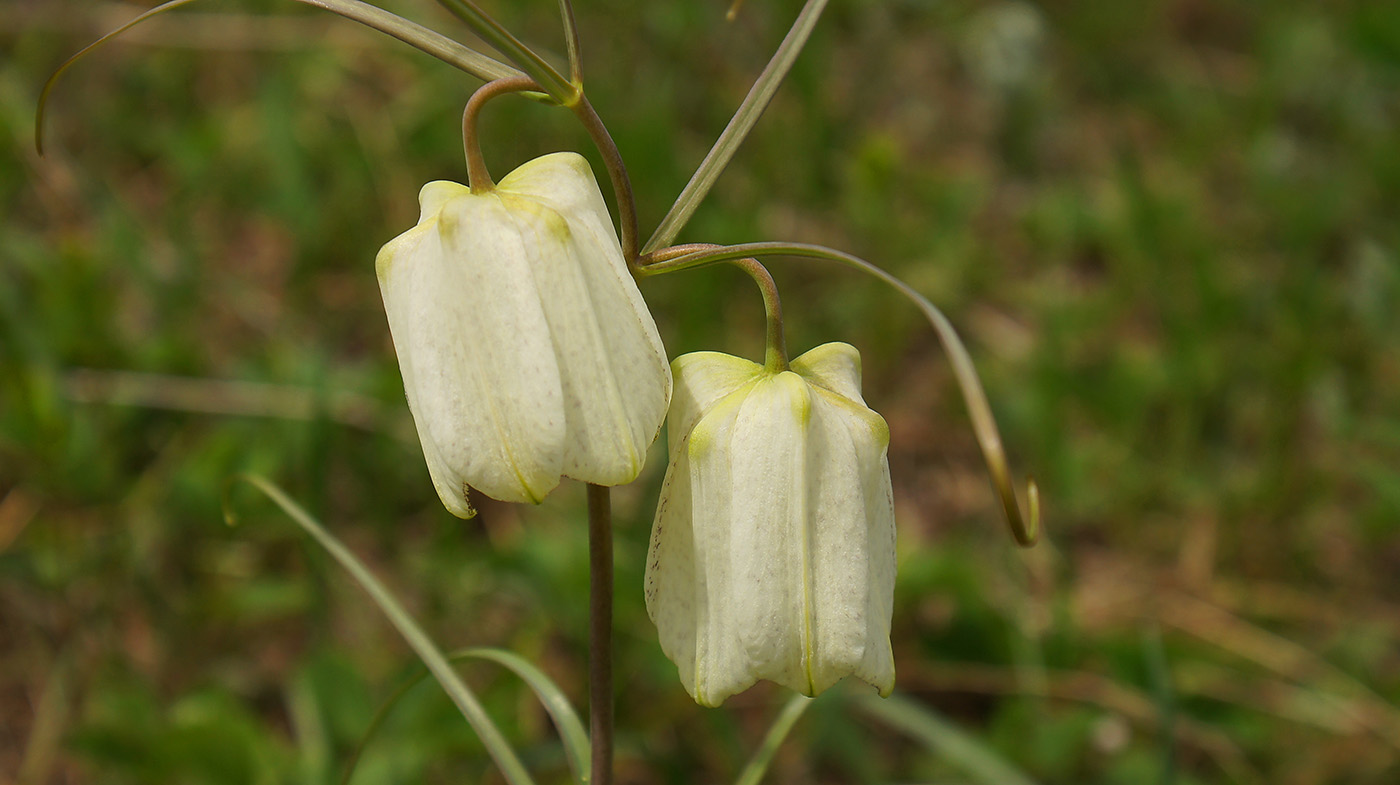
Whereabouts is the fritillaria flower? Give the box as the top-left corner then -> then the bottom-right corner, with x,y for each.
376,152 -> 671,517
645,343 -> 896,706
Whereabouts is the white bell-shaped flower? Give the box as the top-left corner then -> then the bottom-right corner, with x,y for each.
645,343 -> 896,706
376,152 -> 671,516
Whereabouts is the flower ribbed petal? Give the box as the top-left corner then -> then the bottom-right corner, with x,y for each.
790,342 -> 866,404
378,189 -> 566,510
375,154 -> 672,514
646,345 -> 897,706
806,387 -> 895,696
724,373 -> 814,702
500,154 -> 671,486
667,352 -> 766,462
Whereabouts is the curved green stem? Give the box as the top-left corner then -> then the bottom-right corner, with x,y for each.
741,258 -> 790,372
462,76 -> 542,192
452,70 -> 636,267
640,242 -> 1041,547
35,0 -> 521,154
641,244 -> 788,371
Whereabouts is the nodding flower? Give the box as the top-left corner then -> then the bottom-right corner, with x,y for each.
376,152 -> 671,517
645,343 -> 896,706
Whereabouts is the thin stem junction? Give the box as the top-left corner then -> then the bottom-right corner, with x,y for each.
640,242 -> 1041,547
640,244 -> 788,371
437,0 -> 578,105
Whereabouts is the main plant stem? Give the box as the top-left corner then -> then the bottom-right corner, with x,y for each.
571,96 -> 639,264
586,483 -> 614,785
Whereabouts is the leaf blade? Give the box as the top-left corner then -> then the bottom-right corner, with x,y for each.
227,474 -> 538,785
455,647 -> 590,785
853,692 -> 1040,785
36,0 -> 519,153
643,0 -> 829,253
733,694 -> 812,785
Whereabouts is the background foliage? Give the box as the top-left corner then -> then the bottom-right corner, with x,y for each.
3,0 -> 1399,782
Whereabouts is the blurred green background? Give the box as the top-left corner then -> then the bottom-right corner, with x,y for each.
4,0 -> 1400,782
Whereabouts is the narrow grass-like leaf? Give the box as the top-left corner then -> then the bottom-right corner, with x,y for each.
455,648 -> 590,785
1142,624 -> 1178,785
339,665 -> 418,785
557,0 -> 583,86
733,695 -> 812,785
637,242 -> 1041,547
853,692 -> 1040,785
437,0 -> 578,105
643,0 -> 828,254
341,647 -> 588,785
36,0 -> 521,153
225,474 -> 538,785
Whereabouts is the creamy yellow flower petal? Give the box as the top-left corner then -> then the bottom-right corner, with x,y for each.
376,153 -> 671,516
497,154 -> 671,485
666,352 -> 767,462
646,343 -> 896,706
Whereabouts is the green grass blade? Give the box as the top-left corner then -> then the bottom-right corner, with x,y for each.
339,665 -> 423,785
455,648 -> 590,785
36,0 -> 520,154
642,0 -> 828,254
226,474 -> 538,785
733,695 -> 812,785
853,692 -> 1039,785
557,0 -> 583,85
340,648 -> 588,785
300,0 -> 518,79
1142,624 -> 1179,785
